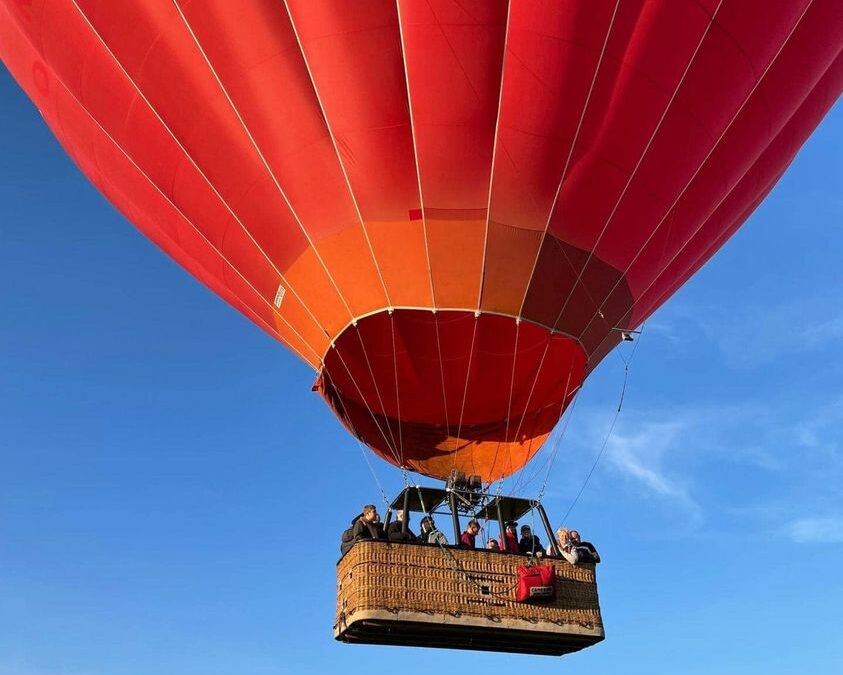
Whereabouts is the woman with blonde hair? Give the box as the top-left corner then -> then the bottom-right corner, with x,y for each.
547,527 -> 579,564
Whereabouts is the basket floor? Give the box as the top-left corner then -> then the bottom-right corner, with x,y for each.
337,616 -> 603,656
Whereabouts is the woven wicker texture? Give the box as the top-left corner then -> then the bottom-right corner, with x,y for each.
335,541 -> 603,634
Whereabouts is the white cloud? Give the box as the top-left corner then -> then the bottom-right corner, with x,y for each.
605,422 -> 687,499
563,393 -> 843,537
568,411 -> 705,524
787,517 -> 843,544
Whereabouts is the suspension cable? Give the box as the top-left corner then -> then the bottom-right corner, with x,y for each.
452,314 -> 480,477
356,439 -> 391,509
389,312 -> 405,467
514,383 -> 582,500
558,323 -> 645,525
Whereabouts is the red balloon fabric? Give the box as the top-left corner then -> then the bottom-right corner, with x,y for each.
2,0 -> 841,481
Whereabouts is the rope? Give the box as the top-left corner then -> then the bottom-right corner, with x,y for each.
558,325 -> 644,525
508,369 -> 574,497
482,320 -> 521,494
327,346 -> 405,470
357,439 -> 391,510
432,315 -> 452,441
516,385 -> 582,500
452,315 -> 479,477
558,367 -> 625,526
389,312 -> 405,466
353,326 -> 402,461
328,371 -> 394,508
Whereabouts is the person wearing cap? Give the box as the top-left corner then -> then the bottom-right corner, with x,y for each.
500,521 -> 520,553
460,519 -> 481,548
419,515 -> 449,546
486,539 -> 500,551
518,524 -> 543,555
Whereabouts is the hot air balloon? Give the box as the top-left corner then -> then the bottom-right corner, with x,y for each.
2,0 -> 841,657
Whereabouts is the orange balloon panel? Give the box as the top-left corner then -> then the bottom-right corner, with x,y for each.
2,0 -> 841,481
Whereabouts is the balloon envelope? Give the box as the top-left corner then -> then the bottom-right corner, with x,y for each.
2,0 -> 841,481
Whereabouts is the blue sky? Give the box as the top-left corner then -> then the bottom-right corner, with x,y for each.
1,62 -> 841,675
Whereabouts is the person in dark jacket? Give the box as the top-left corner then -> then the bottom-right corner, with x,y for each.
519,524 -> 543,555
419,515 -> 448,545
340,513 -> 362,556
386,509 -> 418,542
569,529 -> 600,563
460,519 -> 481,548
352,504 -> 386,542
500,521 -> 520,553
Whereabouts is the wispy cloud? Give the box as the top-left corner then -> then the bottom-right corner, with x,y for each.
567,410 -> 705,523
565,394 -> 843,538
605,421 -> 687,499
786,517 -> 843,543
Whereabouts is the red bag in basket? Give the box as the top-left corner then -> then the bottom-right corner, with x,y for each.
516,564 -> 556,602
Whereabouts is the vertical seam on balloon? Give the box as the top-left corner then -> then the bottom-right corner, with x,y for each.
577,0 -> 817,349
396,0 -> 438,309
585,46 -> 828,365
476,0 -> 512,311
65,0 -> 335,348
39,59 -> 322,366
397,1 -> 453,449
507,0 -> 726,451
543,0 -> 727,336
515,0 -> 622,321
173,2 -> 415,465
278,1 -> 409,465
281,0 -> 393,309
171,1 -> 360,323
77,0 -> 415,450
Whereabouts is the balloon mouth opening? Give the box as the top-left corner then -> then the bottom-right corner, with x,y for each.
316,308 -> 586,482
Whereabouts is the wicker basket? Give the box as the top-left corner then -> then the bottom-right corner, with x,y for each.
334,540 -> 604,656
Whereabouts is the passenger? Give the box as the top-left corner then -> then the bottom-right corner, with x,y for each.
419,515 -> 449,546
546,527 -> 579,564
518,524 -> 543,555
351,504 -> 386,542
460,519 -> 481,548
386,510 -> 418,543
372,511 -> 386,539
340,513 -> 362,556
570,529 -> 601,563
500,521 -> 520,553
486,539 -> 500,551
